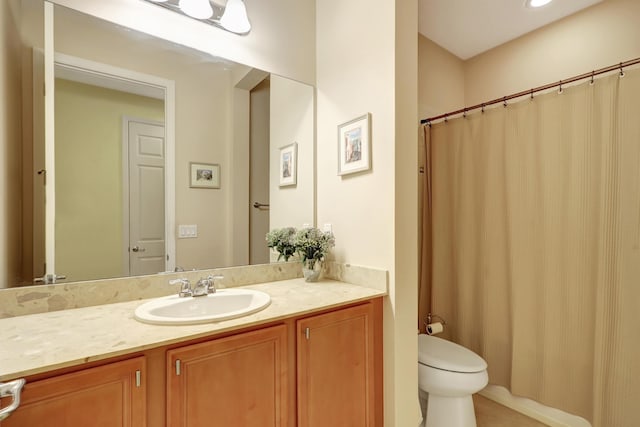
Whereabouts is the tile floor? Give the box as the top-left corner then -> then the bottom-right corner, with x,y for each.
474,394 -> 548,427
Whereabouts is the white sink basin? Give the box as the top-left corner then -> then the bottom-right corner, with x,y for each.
134,289 -> 271,325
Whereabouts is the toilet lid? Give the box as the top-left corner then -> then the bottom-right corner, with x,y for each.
418,334 -> 487,373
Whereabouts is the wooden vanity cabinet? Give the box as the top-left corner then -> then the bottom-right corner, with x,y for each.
166,324 -> 289,427
164,300 -> 382,427
0,357 -> 146,427
1,298 -> 382,427
297,301 -> 382,427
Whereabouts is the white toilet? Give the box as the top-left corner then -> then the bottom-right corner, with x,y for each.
418,334 -> 488,427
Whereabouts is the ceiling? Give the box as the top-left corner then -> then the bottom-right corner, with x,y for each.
419,0 -> 603,60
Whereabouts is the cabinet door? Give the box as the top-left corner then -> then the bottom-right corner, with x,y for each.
0,357 -> 146,427
167,324 -> 288,427
297,303 -> 380,427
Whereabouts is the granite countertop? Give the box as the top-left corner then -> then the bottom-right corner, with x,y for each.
0,278 -> 386,381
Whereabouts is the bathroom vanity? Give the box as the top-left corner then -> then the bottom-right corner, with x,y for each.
0,277 -> 385,427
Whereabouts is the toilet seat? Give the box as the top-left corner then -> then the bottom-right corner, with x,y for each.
418,334 -> 487,373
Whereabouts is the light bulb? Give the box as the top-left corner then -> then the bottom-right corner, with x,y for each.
179,0 -> 214,19
525,0 -> 552,8
220,0 -> 251,34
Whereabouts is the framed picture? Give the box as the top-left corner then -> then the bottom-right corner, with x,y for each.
279,143 -> 297,187
338,113 -> 371,176
189,162 -> 220,189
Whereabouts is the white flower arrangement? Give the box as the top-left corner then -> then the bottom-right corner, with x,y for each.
265,226 -> 335,270
265,227 -> 297,261
293,227 -> 335,270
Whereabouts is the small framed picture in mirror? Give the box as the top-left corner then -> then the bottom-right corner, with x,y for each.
190,162 -> 220,189
279,143 -> 297,187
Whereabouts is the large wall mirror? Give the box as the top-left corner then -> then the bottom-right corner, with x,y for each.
8,0 -> 315,288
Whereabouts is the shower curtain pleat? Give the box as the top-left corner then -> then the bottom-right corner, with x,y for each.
418,126 -> 433,333
426,68 -> 640,427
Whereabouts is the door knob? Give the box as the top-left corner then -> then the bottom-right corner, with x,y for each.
33,274 -> 67,284
131,246 -> 146,252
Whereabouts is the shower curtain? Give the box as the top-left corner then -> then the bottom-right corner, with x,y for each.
421,69 -> 640,427
418,125 -> 433,334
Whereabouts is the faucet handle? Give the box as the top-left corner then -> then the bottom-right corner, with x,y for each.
169,278 -> 192,297
205,275 -> 224,294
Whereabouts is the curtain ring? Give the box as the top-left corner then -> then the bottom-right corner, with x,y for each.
503,97 -> 507,108
590,71 -> 595,85
530,89 -> 534,100
463,108 -> 467,119
444,115 -> 448,123
558,80 -> 563,94
481,104 -> 485,113
619,63 -> 625,78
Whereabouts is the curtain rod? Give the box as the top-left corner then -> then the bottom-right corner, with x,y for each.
421,57 -> 640,125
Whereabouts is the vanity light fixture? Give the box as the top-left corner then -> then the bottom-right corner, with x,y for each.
178,0 -> 213,20
525,0 -> 553,8
219,0 -> 251,34
144,0 -> 251,35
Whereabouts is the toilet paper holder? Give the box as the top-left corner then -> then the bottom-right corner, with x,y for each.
424,313 -> 447,335
425,313 -> 446,326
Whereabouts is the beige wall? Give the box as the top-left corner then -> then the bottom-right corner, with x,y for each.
418,34 -> 465,120
249,78 -> 270,264
49,0 -> 316,85
316,0 -> 419,425
54,79 -> 164,282
269,75 -> 315,230
464,0 -> 640,106
19,0 -> 43,284
0,0 -> 23,288
419,0 -> 640,123
393,1 -> 420,426
171,63 -> 233,270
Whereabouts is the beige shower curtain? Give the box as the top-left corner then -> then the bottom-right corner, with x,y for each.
418,125 -> 433,334
423,69 -> 640,426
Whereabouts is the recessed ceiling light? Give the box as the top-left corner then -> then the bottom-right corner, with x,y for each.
525,0 -> 553,8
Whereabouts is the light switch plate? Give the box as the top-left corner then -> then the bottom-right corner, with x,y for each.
178,224 -> 198,238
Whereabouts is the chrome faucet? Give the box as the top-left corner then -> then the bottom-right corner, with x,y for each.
192,275 -> 224,297
169,275 -> 224,298
169,278 -> 193,297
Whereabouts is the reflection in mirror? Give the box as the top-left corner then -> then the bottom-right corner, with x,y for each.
4,0 -> 314,288
53,65 -> 168,282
